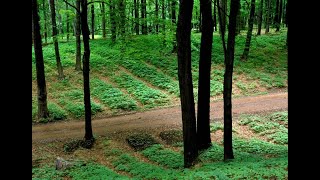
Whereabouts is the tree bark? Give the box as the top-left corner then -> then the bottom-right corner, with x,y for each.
141,0 -> 147,34
171,0 -> 177,53
75,0 -> 82,71
49,0 -> 64,79
257,0 -> 263,35
33,0 -> 49,119
162,0 -> 166,33
155,0 -> 159,33
66,2 -> 70,41
176,0 -> 198,168
134,0 -> 139,35
213,0 -> 217,31
101,2 -> 106,38
42,0 -> 48,44
265,0 -> 270,33
274,0 -> 280,31
110,0 -> 116,43
197,0 -> 213,151
119,0 -> 126,37
223,0 -> 240,161
91,3 -> 95,39
219,0 -> 227,35
80,0 -> 93,141
277,0 -> 283,31
241,0 -> 256,60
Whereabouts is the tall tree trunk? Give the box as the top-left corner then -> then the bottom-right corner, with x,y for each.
223,0 -> 240,161
197,0 -> 213,150
33,0 -> 49,119
110,0 -> 116,43
134,0 -> 139,35
49,0 -> 64,79
219,0 -> 227,34
241,0 -> 256,60
284,1 -> 287,27
101,2 -> 106,38
42,0 -> 48,44
236,2 -> 241,35
265,0 -> 270,33
213,0 -> 217,31
80,0 -> 94,141
91,3 -> 95,39
141,0 -> 147,34
119,0 -> 126,37
57,4 -> 64,37
162,0 -> 166,33
277,0 -> 283,30
176,0 -> 198,168
257,0 -> 263,35
171,0 -> 177,53
274,0 -> 280,31
75,0 -> 82,71
155,0 -> 159,33
66,2 -> 70,41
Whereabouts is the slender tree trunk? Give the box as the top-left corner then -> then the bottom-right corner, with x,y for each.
141,0 -> 147,34
277,0 -> 283,30
33,0 -> 49,119
176,0 -> 198,168
101,2 -> 106,38
213,0 -> 217,32
75,0 -> 82,71
236,2 -> 241,35
241,0 -> 256,60
274,0 -> 279,31
110,0 -> 116,43
223,0 -> 240,161
284,1 -> 287,27
91,3 -> 95,39
80,0 -> 93,141
134,0 -> 139,35
42,0 -> 48,44
265,0 -> 270,33
49,0 -> 64,79
257,0 -> 263,35
57,4 -> 64,37
66,2 -> 70,41
162,0 -> 166,33
119,0 -> 126,37
219,0 -> 227,34
171,0 -> 177,53
197,0 -> 213,150
155,0 -> 159,33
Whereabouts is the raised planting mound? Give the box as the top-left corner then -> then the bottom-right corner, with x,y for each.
126,133 -> 158,151
63,139 -> 95,153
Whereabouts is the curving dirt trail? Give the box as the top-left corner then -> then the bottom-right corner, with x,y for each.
32,92 -> 287,143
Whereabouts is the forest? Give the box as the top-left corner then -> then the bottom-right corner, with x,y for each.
32,0 -> 288,179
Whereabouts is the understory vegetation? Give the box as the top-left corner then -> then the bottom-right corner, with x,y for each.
32,31 -> 287,122
32,111 -> 288,179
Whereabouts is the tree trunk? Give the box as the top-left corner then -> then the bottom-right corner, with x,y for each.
278,0 -> 283,30
134,0 -> 139,35
257,0 -> 263,35
241,0 -> 256,60
33,0 -> 49,119
265,0 -> 270,33
91,3 -> 95,39
155,0 -> 159,33
141,0 -> 147,34
213,0 -> 217,31
223,0 -> 240,161
176,0 -> 198,168
75,0 -> 82,71
42,0 -> 48,44
197,0 -> 213,151
119,0 -> 126,37
57,4 -> 64,37
284,1 -> 287,27
110,0 -> 116,43
171,0 -> 177,53
66,2 -> 70,41
49,0 -> 64,79
236,2 -> 241,35
162,0 -> 166,33
274,0 -> 280,31
219,0 -> 227,35
80,0 -> 93,141
101,2 -> 106,38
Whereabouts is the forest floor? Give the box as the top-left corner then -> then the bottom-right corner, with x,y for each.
32,90 -> 287,143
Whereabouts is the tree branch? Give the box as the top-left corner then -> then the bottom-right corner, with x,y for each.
62,0 -> 80,13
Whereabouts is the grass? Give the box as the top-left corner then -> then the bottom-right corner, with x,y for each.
32,31 -> 287,122
32,111 -> 288,179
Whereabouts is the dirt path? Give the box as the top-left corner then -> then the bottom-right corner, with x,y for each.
32,92 -> 287,143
